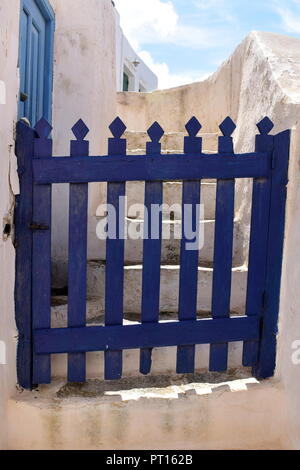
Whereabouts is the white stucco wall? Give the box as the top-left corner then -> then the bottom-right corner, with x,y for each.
0,0 -> 20,450
0,0 -> 118,448
50,0 -> 117,286
277,126 -> 300,449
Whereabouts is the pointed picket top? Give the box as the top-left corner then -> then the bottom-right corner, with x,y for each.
185,116 -> 202,137
35,118 -> 52,139
72,119 -> 89,141
147,121 -> 164,143
257,117 -> 274,135
109,117 -> 126,138
219,117 -> 236,137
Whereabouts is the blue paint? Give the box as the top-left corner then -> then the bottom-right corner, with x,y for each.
32,119 -> 52,384
104,122 -> 127,380
140,126 -> 164,375
253,130 -> 291,378
14,121 -> 35,390
15,116 -> 290,387
18,0 -> 54,126
67,121 -> 90,383
209,126 -> 236,372
243,129 -> 274,367
34,317 -> 261,355
33,151 -> 271,185
176,126 -> 202,374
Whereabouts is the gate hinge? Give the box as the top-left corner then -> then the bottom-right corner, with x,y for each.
29,222 -> 50,231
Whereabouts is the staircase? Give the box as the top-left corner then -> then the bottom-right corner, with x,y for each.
51,129 -> 248,377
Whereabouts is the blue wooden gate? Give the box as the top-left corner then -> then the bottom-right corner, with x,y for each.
15,116 -> 290,389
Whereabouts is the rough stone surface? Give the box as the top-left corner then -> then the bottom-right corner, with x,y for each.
7,375 -> 289,450
86,262 -> 248,314
124,130 -> 218,152
93,218 -> 243,266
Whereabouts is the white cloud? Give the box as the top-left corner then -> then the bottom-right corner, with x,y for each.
139,50 -> 210,89
193,0 -> 237,25
273,0 -> 300,33
114,0 -> 178,49
114,0 -> 228,50
114,0 -> 232,88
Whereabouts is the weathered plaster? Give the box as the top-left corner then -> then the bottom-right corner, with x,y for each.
7,374 -> 289,450
49,0 -> 117,286
276,126 -> 300,449
0,0 -> 20,450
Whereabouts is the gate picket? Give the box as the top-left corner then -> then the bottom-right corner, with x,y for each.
209,118 -> 236,372
67,120 -> 89,382
254,128 -> 290,378
140,123 -> 164,375
32,119 -> 52,384
243,118 -> 274,367
177,118 -> 202,374
15,121 -> 35,389
105,118 -> 127,380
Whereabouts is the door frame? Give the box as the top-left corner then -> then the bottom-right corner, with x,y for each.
19,0 -> 55,123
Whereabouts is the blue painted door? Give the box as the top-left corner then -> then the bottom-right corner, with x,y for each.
19,0 -> 54,126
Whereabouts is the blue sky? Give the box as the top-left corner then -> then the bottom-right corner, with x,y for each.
114,0 -> 300,88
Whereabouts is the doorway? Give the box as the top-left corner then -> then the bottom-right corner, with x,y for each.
18,0 -> 55,126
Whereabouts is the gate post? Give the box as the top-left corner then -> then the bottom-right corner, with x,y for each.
15,120 -> 35,389
254,129 -> 291,379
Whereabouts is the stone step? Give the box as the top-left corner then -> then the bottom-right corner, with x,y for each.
125,180 -> 216,221
127,149 -> 217,155
86,262 -> 248,315
90,218 -> 244,266
51,296 -> 245,328
124,131 -> 219,152
97,181 -> 217,222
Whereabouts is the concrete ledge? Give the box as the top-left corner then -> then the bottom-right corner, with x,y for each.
7,371 -> 289,450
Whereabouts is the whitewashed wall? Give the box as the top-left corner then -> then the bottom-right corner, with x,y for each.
0,0 -> 118,448
50,0 -> 118,286
0,0 -> 20,450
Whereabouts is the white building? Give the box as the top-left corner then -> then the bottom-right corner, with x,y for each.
116,25 -> 158,92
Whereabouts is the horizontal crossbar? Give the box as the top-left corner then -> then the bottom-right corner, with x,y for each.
33,152 -> 270,184
34,317 -> 260,355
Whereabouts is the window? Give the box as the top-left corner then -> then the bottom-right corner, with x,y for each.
123,72 -> 129,92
